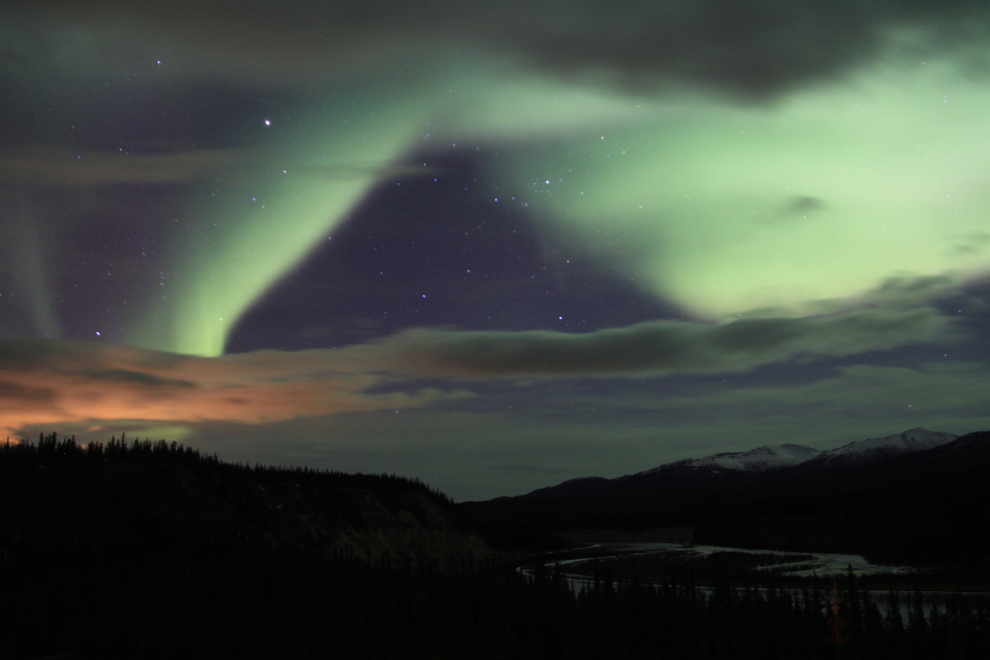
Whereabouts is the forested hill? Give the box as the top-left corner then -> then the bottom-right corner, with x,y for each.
0,433 -> 494,566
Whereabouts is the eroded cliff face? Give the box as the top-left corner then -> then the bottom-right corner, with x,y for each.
0,458 -> 496,567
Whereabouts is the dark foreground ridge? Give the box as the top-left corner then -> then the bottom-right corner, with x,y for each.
3,433 -> 990,659
0,432 -> 493,566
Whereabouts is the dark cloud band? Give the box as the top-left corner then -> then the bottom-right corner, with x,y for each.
3,1 -> 988,98
0,293 -> 957,438
373,306 -> 949,378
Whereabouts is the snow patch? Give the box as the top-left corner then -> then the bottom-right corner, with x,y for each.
821,427 -> 957,457
634,442 -> 820,475
633,428 -> 956,476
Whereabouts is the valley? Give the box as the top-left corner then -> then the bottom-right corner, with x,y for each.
466,428 -> 990,589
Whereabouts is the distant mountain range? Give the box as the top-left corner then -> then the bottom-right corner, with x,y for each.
517,428 -> 959,500
461,429 -> 990,565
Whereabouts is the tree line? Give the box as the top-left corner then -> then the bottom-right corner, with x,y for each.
3,431 -> 454,504
3,537 -> 989,659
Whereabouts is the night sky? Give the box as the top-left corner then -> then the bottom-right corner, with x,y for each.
2,0 -> 990,499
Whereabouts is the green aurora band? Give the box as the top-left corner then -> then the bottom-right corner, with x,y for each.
131,94 -> 430,356
496,50 -> 990,319
113,45 -> 990,355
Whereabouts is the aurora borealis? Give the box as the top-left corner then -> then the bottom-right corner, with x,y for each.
2,0 -> 990,499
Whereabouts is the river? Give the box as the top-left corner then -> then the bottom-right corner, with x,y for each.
520,541 -> 990,619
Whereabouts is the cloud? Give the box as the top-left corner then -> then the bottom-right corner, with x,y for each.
3,1 -> 988,98
363,304 -> 951,378
771,195 -> 827,224
75,369 -> 196,389
0,339 -> 469,439
0,146 -> 258,186
292,163 -> 441,181
0,379 -> 55,403
0,287 -> 960,440
0,146 -> 436,187
948,231 -> 990,256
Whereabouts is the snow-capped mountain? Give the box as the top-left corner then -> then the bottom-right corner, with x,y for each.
630,428 -> 956,478
801,428 -> 957,469
633,443 -> 821,476
517,428 -> 959,499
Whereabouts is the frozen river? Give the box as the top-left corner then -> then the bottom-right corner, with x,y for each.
521,541 -> 990,618
550,541 -> 919,578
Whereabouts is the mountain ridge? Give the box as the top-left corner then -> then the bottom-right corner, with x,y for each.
516,427 -> 958,500
459,430 -> 990,566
